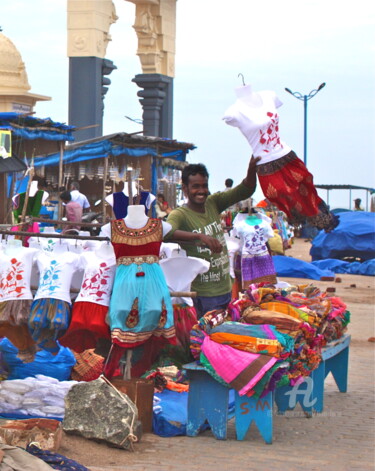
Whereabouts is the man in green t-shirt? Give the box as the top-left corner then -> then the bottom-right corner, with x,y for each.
166,155 -> 260,318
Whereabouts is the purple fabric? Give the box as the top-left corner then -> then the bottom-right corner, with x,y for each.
241,253 -> 276,285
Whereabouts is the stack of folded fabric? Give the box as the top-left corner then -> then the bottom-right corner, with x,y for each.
189,282 -> 350,399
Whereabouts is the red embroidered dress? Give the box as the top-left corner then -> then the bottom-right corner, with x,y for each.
106,218 -> 176,377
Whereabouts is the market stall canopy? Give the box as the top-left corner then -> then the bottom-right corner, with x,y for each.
0,155 -> 26,173
315,184 -> 375,191
32,133 -> 196,168
0,112 -> 75,142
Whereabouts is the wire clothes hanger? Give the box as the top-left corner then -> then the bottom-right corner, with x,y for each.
238,73 -> 246,86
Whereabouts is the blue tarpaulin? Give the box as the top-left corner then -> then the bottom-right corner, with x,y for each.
273,255 -> 335,280
0,112 -> 75,142
32,139 -> 189,168
312,258 -> 375,276
310,211 -> 375,261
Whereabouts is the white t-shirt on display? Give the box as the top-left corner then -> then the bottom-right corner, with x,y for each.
0,247 -> 39,301
75,251 -> 116,306
223,90 -> 291,164
34,252 -> 83,304
159,255 -> 210,306
233,218 -> 275,256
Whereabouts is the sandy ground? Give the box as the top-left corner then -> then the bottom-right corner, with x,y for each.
58,238 -> 375,469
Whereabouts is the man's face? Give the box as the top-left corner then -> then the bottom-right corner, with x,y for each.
183,173 -> 209,207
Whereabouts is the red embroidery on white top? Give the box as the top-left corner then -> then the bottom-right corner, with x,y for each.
0,258 -> 26,298
258,112 -> 282,153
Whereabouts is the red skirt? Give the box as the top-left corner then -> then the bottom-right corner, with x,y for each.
257,151 -> 338,231
59,301 -> 110,353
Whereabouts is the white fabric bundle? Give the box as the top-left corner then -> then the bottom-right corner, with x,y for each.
0,375 -> 78,418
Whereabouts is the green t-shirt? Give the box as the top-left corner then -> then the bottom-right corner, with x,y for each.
166,182 -> 253,297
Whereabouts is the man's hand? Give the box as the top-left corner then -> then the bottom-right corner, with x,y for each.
243,155 -> 261,189
198,233 -> 223,253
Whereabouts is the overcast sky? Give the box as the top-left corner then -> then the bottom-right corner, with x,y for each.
2,0 -> 374,209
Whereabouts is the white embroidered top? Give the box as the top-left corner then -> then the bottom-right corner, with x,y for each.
223,90 -> 291,164
233,218 -> 275,256
0,247 -> 39,301
34,252 -> 82,304
75,251 -> 116,306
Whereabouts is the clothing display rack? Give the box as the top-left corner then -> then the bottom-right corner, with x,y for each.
0,229 -> 110,242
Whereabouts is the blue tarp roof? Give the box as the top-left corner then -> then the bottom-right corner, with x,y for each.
33,133 -> 195,168
0,112 -> 75,142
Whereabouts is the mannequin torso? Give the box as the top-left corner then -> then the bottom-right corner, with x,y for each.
124,205 -> 149,228
223,86 -> 291,164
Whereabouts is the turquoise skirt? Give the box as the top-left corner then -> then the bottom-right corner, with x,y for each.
108,262 -> 175,348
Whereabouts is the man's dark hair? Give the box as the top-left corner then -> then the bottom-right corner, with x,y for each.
225,178 -> 233,188
182,164 -> 209,186
60,191 -> 72,202
71,181 -> 80,191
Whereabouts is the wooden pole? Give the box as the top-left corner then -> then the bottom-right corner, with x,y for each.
127,170 -> 133,202
58,141 -> 64,220
102,155 -> 109,220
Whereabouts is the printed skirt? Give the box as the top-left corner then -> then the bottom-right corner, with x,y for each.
257,150 -> 339,231
28,298 -> 71,354
0,299 -> 32,325
59,301 -> 111,353
241,252 -> 277,289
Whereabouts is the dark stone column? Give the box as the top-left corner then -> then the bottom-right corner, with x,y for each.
69,57 -> 116,142
132,74 -> 173,138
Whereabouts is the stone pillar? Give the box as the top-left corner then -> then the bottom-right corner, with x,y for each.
127,0 -> 176,138
67,0 -> 118,141
132,73 -> 173,137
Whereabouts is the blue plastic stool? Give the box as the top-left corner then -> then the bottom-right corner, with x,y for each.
183,362 -> 230,440
235,391 -> 273,444
275,334 -> 351,415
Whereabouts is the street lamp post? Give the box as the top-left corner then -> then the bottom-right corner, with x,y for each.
285,82 -> 326,166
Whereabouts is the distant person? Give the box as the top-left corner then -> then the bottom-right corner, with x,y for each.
70,181 -> 90,212
224,178 -> 233,191
370,191 -> 375,212
60,191 -> 82,233
353,198 -> 364,211
155,193 -> 172,219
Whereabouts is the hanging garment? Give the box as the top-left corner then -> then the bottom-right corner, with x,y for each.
232,217 -> 277,288
257,151 -> 338,230
112,191 -> 153,219
59,251 -> 116,352
12,190 -> 45,222
106,218 -> 176,377
0,247 -> 39,362
223,90 -> 338,231
28,251 -> 82,353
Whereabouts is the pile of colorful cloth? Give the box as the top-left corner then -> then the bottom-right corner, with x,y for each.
190,283 -> 350,399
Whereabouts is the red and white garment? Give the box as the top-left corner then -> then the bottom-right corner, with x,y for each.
223,90 -> 291,166
59,250 -> 116,353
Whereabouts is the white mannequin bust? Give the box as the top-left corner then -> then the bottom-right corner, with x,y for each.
125,205 -> 149,229
95,241 -> 115,259
99,205 -> 172,238
235,84 -> 263,108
